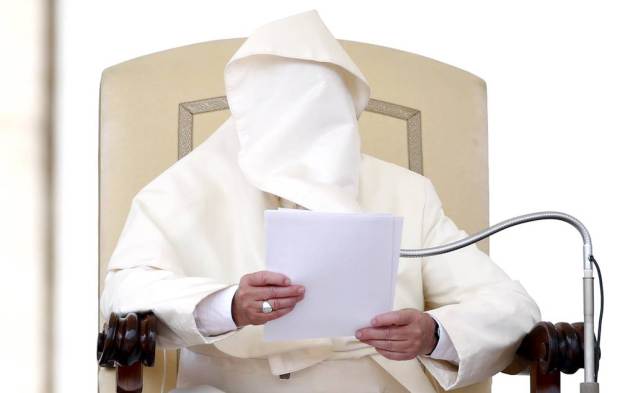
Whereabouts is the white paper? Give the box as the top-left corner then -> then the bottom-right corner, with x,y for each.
264,209 -> 403,341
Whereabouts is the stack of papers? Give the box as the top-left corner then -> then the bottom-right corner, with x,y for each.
264,209 -> 403,341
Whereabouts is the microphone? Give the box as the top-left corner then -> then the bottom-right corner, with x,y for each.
400,211 -> 601,392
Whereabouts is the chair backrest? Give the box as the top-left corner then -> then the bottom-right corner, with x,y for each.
99,38 -> 490,392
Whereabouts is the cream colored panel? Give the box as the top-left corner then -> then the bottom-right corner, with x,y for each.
193,109 -> 230,146
359,111 -> 409,169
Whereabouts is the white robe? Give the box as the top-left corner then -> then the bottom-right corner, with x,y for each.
100,9 -> 541,393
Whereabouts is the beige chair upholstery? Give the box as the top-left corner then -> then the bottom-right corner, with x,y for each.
99,38 -> 490,392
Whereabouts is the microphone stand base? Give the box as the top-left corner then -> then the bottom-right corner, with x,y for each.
580,382 -> 599,393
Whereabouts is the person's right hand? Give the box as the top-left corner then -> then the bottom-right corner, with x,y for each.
232,270 -> 305,327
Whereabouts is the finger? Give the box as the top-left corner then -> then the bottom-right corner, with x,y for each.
375,348 -> 414,361
252,285 -> 305,300
361,339 -> 410,352
254,307 -> 294,324
254,296 -> 301,312
245,271 -> 291,287
371,310 -> 414,327
355,326 -> 409,341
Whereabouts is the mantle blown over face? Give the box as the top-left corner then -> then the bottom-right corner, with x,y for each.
223,10 -> 370,212
230,58 -> 362,212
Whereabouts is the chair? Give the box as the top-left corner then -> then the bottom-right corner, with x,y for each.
97,38 -> 585,393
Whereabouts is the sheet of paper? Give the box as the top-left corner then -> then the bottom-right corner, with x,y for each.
264,209 -> 403,341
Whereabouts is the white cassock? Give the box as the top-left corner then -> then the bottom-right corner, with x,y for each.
100,9 -> 541,393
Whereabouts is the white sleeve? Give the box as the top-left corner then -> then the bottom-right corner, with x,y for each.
424,314 -> 459,365
193,285 -> 240,336
417,178 -> 541,390
100,265 -> 239,349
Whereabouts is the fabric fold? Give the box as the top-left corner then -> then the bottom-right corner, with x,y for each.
225,9 -> 370,213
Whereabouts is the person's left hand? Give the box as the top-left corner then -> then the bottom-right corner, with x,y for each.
355,308 -> 438,361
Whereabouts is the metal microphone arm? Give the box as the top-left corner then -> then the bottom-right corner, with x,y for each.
400,211 -> 599,392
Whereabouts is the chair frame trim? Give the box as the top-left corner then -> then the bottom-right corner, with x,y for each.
177,96 -> 423,174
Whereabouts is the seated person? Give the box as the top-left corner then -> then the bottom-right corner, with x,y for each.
101,10 -> 540,393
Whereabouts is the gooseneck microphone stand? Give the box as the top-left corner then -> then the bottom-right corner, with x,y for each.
400,211 -> 601,392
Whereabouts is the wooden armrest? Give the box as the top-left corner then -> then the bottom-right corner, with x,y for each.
502,321 -> 595,393
97,314 -> 594,393
97,312 -> 157,393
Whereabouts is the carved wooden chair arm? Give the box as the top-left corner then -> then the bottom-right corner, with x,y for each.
98,312 -> 157,393
97,313 -> 593,393
501,321 -> 598,392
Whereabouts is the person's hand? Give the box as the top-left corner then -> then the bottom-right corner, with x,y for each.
232,270 -> 305,327
355,308 -> 438,360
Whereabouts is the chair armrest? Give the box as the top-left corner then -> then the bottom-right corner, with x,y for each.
502,321 -> 593,393
96,315 -> 593,393
503,321 -> 585,375
97,312 -> 157,393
